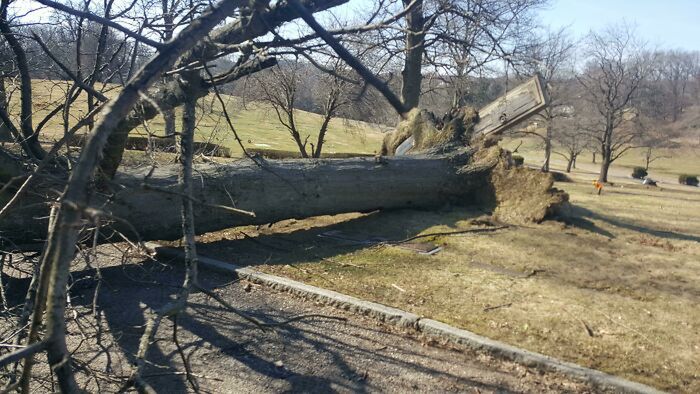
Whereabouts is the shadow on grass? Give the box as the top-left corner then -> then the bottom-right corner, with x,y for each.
572,205 -> 700,243
564,206 -> 616,239
196,207 -> 487,269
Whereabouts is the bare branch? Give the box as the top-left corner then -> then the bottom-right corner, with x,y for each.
33,0 -> 163,48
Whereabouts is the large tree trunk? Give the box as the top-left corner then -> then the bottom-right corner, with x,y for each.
598,120 -> 613,183
400,0 -> 425,110
598,154 -> 610,183
0,78 -> 11,142
2,151 -> 496,244
1,146 -> 571,246
598,139 -> 612,183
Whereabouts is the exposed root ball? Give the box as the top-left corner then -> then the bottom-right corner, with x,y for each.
381,107 -> 479,155
379,108 -> 568,224
486,149 -> 570,223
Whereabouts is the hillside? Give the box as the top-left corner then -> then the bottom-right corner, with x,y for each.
665,104 -> 700,144
9,79 -> 386,157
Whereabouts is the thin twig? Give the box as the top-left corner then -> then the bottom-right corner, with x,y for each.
385,226 -> 509,245
173,316 -> 199,393
33,0 -> 162,48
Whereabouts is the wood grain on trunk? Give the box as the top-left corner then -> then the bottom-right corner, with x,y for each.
2,152 -> 489,243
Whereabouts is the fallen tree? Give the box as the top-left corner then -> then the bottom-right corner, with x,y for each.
2,145 -> 569,245
2,76 -> 568,245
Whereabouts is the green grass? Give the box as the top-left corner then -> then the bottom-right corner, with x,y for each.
501,137 -> 700,183
17,79 -> 385,157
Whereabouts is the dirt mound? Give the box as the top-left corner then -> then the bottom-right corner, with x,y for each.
381,106 -> 570,224
550,171 -> 573,182
477,148 -> 570,223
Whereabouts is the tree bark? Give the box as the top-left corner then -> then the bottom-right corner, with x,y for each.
400,0 -> 425,111
0,147 -> 22,181
0,6 -> 45,159
161,0 -> 177,140
598,120 -> 613,183
598,154 -> 610,183
2,151 -> 491,244
0,78 -> 10,142
541,124 -> 551,172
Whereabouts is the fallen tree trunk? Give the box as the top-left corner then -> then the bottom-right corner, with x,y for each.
1,146 -> 568,245
2,150 -> 490,243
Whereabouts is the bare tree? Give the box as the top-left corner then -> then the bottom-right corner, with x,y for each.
0,0 -> 46,159
637,117 -> 681,171
251,58 -> 358,158
253,61 -> 315,157
427,0 -> 545,108
355,0 -> 545,113
577,23 -> 649,183
517,27 -> 576,172
660,50 -> 698,122
552,113 -> 588,173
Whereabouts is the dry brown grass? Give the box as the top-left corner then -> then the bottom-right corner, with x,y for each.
11,79 -> 384,156
198,165 -> 700,392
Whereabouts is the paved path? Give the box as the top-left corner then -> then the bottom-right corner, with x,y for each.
60,257 -> 596,393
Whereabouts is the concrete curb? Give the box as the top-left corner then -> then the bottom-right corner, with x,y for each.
146,242 -> 664,394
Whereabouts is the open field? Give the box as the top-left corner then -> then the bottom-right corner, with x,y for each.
502,136 -> 700,184
11,80 -> 385,157
195,150 -> 700,392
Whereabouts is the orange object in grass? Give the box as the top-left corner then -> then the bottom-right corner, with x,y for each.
592,180 -> 603,194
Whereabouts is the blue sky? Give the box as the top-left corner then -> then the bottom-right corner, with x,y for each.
539,0 -> 700,51
19,0 -> 700,52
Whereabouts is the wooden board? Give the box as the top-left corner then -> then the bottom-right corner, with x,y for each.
473,73 -> 548,137
394,74 -> 548,156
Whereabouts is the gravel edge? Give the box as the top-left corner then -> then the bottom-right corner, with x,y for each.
146,242 -> 664,394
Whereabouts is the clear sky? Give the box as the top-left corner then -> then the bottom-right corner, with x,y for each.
17,0 -> 700,52
539,0 -> 700,51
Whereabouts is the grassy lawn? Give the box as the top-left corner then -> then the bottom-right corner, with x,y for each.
502,137 -> 700,183
16,80 -> 385,157
197,149 -> 700,392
